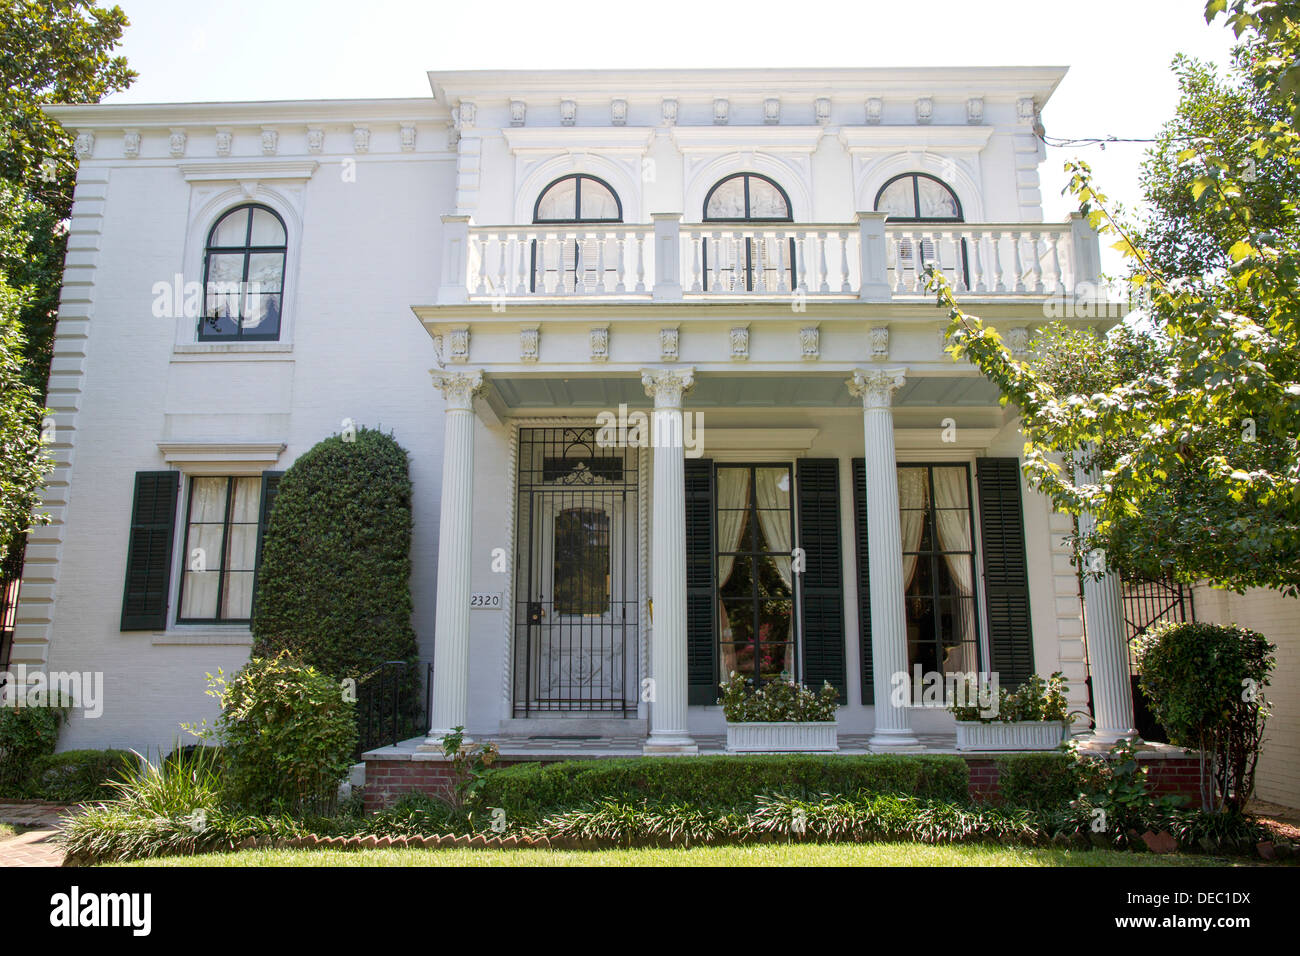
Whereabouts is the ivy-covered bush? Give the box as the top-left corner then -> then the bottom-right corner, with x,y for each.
25,749 -> 138,801
718,672 -> 839,722
204,654 -> 357,815
0,698 -> 69,794
475,754 -> 969,825
1135,621 -> 1275,812
251,426 -> 418,695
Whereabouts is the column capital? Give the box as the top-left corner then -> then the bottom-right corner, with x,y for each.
847,367 -> 907,409
429,368 -> 484,410
641,366 -> 695,408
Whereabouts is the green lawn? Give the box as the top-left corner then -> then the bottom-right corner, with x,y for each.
104,842 -> 1249,867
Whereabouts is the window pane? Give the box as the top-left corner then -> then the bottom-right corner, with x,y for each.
190,477 -> 229,523
747,178 -> 789,218
917,177 -> 960,219
536,178 -> 578,221
248,208 -> 286,245
876,178 -> 917,218
553,508 -> 609,615
578,178 -> 619,220
705,176 -> 746,219
210,208 -> 249,247
241,293 -> 282,336
222,571 -> 255,620
246,253 -> 284,293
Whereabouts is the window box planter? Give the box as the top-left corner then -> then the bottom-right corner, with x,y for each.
725,720 -> 839,753
954,720 -> 1067,752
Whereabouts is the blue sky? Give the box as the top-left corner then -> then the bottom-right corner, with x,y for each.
107,0 -> 1239,239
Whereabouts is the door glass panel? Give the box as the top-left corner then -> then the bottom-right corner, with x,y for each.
553,507 -> 610,616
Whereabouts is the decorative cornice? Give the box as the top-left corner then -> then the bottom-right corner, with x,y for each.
501,127 -> 655,153
837,125 -> 994,152
430,368 -> 485,410
43,97 -> 445,130
641,366 -> 695,408
157,440 -> 286,470
670,125 -> 824,152
847,367 -> 907,409
179,160 -> 319,182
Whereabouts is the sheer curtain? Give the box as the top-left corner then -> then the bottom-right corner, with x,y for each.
715,468 -> 751,677
180,477 -> 226,619
897,468 -> 928,590
220,477 -> 262,620
754,468 -> 792,588
932,468 -> 975,673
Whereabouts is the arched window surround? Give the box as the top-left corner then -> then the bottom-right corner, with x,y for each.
873,172 -> 965,222
702,172 -> 794,223
532,173 -> 624,224
199,202 -> 288,343
700,172 -> 796,292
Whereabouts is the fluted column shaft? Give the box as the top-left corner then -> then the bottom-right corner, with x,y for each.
1074,458 -> 1138,744
848,368 -> 922,751
426,368 -> 484,742
642,367 -> 697,754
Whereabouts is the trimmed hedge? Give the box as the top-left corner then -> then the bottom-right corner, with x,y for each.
25,749 -> 139,801
475,755 -> 969,823
994,752 -> 1078,810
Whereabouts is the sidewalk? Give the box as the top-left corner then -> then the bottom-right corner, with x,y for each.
0,801 -> 72,867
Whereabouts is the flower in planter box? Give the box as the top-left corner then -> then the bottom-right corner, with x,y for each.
718,671 -> 839,723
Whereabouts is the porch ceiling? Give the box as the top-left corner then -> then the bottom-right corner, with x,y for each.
488,374 -> 1004,409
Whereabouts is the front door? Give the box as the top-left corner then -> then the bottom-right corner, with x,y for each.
513,427 -> 639,716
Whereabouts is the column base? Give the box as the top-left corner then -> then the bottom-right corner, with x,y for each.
642,734 -> 698,756
1076,730 -> 1143,751
868,729 -> 925,753
418,729 -> 473,752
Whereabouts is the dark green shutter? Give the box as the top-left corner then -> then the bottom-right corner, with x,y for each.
851,459 -> 874,703
685,458 -> 716,705
120,471 -> 180,631
976,457 -> 1034,687
796,459 -> 845,697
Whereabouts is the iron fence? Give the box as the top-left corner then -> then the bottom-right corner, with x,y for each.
352,660 -> 431,760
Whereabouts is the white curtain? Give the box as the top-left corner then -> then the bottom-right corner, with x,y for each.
754,468 -> 792,588
180,477 -> 227,620
897,468 -> 928,590
221,477 -> 262,620
932,467 -> 976,674
715,469 -> 751,675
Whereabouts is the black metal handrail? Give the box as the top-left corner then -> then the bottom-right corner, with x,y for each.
353,660 -> 432,760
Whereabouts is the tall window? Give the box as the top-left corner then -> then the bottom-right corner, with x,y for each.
201,204 -> 286,341
716,464 -> 795,684
874,173 -> 965,286
897,464 -> 980,682
702,173 -> 794,292
530,174 -> 622,293
553,507 -> 611,617
178,476 -> 262,623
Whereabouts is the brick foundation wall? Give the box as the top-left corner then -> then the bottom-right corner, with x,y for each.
364,752 -> 1205,812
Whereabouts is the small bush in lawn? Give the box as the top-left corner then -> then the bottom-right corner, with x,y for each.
0,695 -> 70,794
25,749 -> 138,802
195,653 -> 357,815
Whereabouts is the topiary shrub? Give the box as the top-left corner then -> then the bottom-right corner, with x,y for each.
205,653 -> 357,815
25,749 -> 139,802
0,697 -> 69,795
251,425 -> 417,701
1136,621 -> 1275,812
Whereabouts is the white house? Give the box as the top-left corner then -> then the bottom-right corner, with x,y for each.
12,67 -> 1150,758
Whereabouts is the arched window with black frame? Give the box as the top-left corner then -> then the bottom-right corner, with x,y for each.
873,172 -> 968,288
530,174 -> 623,293
701,172 -> 795,292
200,203 -> 286,341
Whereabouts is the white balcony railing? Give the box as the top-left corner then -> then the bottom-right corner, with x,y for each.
438,213 -> 1102,305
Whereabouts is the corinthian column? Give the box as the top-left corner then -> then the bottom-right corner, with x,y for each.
848,368 -> 923,751
1073,457 -> 1139,746
425,368 -> 484,744
641,366 -> 698,755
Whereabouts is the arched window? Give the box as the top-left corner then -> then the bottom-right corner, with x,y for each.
533,174 -> 622,223
701,173 -> 794,292
201,204 -> 286,341
874,173 -> 966,287
530,175 -> 623,293
873,172 -> 963,221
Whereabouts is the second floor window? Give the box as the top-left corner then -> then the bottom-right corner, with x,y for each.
201,203 -> 286,341
702,173 -> 794,292
530,174 -> 623,293
533,174 -> 622,223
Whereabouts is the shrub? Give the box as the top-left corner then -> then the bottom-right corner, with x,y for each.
951,672 -> 1069,723
251,426 -> 418,714
1136,621 -> 1275,811
25,749 -> 138,802
0,697 -> 69,794
718,672 -> 839,722
475,754 -> 969,825
995,752 -> 1078,810
203,653 -> 357,815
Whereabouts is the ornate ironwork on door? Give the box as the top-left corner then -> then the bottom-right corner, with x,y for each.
513,427 -> 639,716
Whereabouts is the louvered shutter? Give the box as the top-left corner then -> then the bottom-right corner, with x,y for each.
120,471 -> 180,631
976,458 -> 1034,687
851,459 -> 874,703
685,458 -> 717,705
796,459 -> 846,697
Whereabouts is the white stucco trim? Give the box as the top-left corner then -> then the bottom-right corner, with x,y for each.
508,131 -> 653,224
156,441 -> 287,473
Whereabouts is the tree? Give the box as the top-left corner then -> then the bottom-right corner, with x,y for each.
931,0 -> 1300,595
251,427 -> 419,688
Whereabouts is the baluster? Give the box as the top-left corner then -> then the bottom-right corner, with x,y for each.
1046,231 -> 1063,294
970,231 -> 987,293
892,236 -> 907,293
908,230 -> 921,293
595,233 -> 608,293
1030,230 -> 1045,293
839,231 -> 851,293
634,231 -> 647,293
573,232 -> 585,294
1012,230 -> 1027,293
990,230 -> 1006,293
515,235 -> 528,294
495,234 -> 507,297
713,234 -> 725,292
615,232 -> 627,293
690,233 -> 703,292
775,232 -> 789,294
474,235 -> 488,295
795,236 -> 808,291
817,231 -> 830,293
